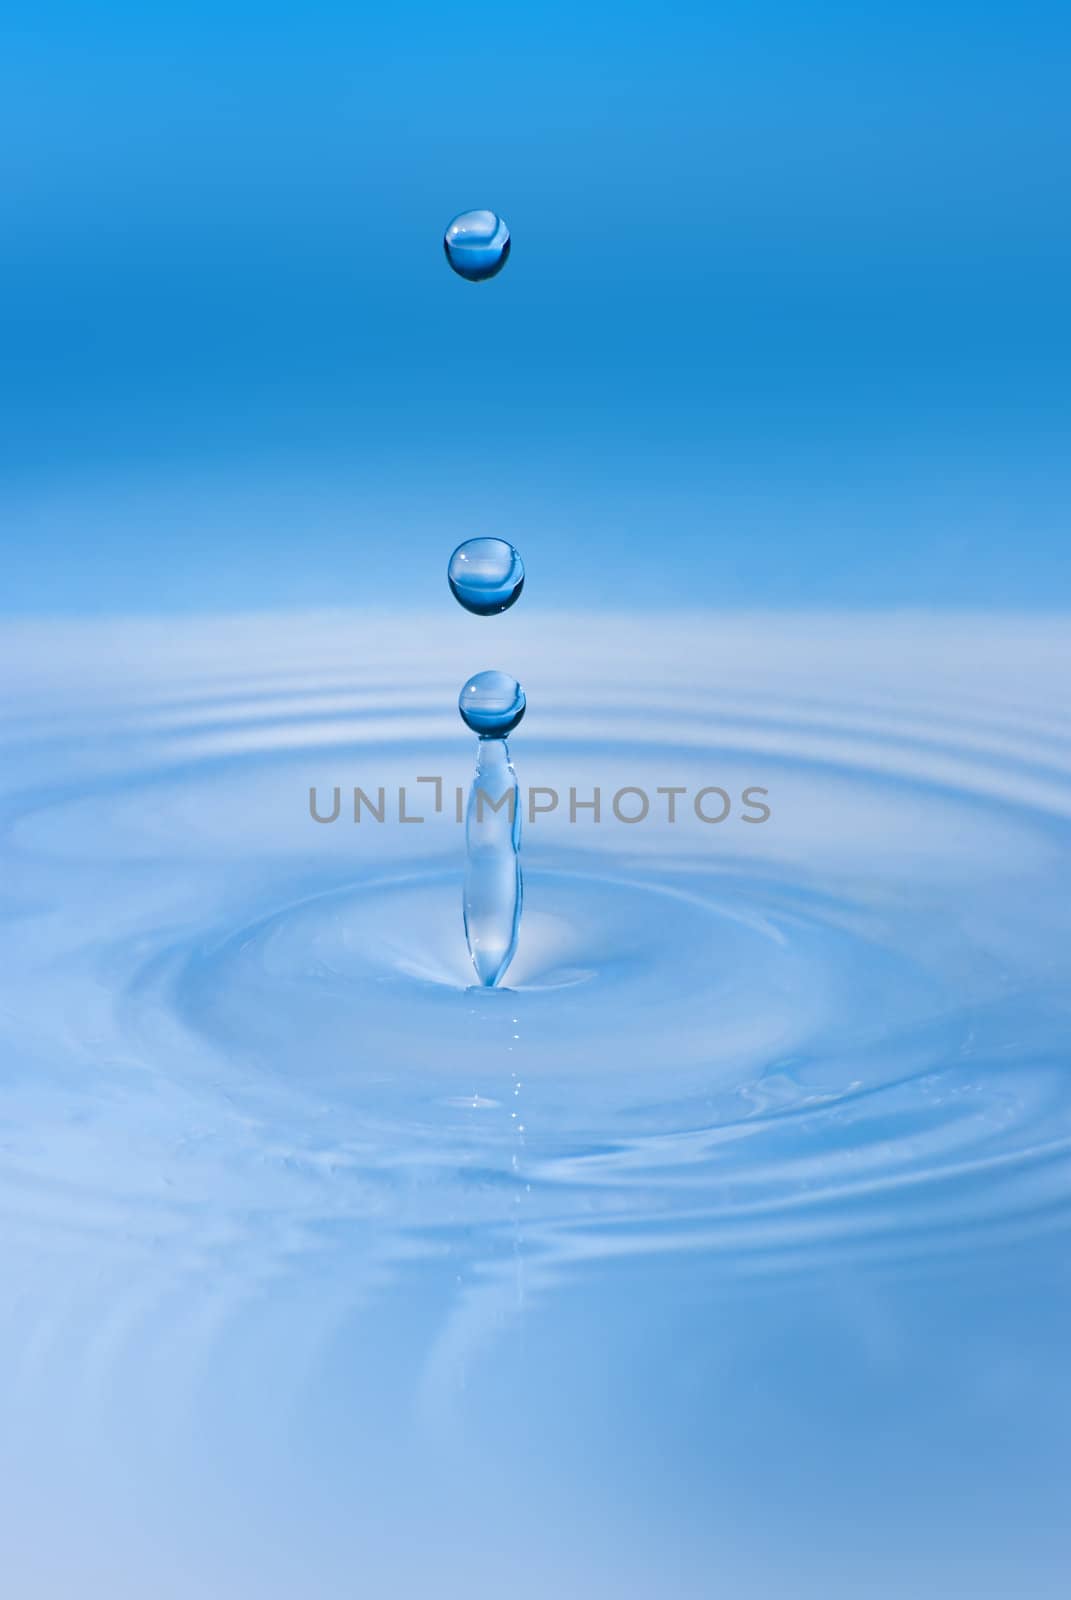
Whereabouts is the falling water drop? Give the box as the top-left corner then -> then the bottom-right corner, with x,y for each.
443,210 -> 511,282
459,670 -> 526,739
448,539 -> 525,616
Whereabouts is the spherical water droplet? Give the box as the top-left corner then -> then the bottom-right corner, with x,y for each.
448,538 -> 525,615
459,671 -> 526,738
443,210 -> 511,282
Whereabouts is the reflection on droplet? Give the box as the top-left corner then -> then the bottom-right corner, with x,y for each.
443,210 -> 511,281
448,538 -> 525,615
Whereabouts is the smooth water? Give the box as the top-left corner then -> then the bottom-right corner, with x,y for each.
442,210 -> 511,282
448,538 -> 526,616
2,611 -> 1071,1596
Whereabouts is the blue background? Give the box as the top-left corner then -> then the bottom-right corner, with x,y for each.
3,13 -> 1071,1595
2,0 -> 1068,615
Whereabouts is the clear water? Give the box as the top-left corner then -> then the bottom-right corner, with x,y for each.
448,538 -> 525,616
458,668 -> 527,737
463,736 -> 523,987
2,611 -> 1071,1596
443,209 -> 511,282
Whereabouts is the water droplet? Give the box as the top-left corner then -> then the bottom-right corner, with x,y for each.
448,538 -> 525,616
459,671 -> 526,738
443,210 -> 511,282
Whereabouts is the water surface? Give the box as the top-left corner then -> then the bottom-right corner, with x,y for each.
1,611 -> 1070,1596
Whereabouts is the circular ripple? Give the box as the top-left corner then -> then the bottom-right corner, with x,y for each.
3,614 -> 1071,1279
166,862 -> 957,1128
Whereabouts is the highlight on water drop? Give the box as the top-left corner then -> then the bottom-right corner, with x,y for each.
458,670 -> 526,738
443,210 -> 511,281
448,538 -> 525,616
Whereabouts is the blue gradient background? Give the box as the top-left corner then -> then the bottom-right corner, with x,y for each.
3,9 -> 1071,1599
3,0 -> 1068,614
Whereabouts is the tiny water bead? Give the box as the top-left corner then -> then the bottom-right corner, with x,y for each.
443,210 -> 511,281
458,670 -> 526,738
448,538 -> 525,616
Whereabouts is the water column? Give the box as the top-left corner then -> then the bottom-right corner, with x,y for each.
458,671 -> 526,986
448,537 -> 527,987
